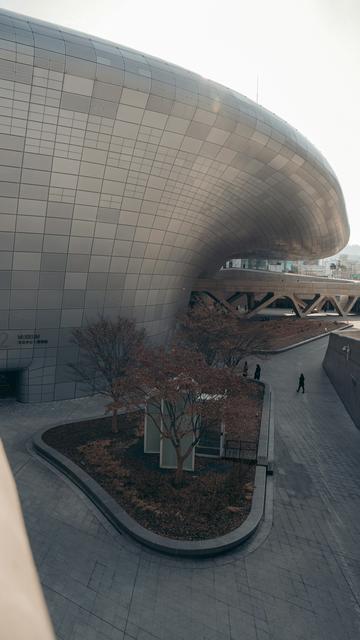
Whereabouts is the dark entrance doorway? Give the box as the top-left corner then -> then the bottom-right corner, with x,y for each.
0,371 -> 19,398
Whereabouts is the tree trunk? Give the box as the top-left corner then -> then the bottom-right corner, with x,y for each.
174,449 -> 184,487
111,407 -> 118,433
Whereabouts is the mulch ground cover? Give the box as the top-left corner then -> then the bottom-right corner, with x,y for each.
43,380 -> 263,540
251,318 -> 348,349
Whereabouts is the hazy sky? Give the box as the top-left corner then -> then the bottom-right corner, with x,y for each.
2,0 -> 360,245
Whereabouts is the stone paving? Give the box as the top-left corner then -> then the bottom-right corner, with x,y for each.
2,336 -> 360,639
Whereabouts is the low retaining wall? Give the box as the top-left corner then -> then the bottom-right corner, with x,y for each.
257,383 -> 274,473
259,322 -> 352,354
32,385 -> 274,557
33,431 -> 268,556
323,330 -> 360,428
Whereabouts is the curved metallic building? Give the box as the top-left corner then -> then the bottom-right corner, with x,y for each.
0,10 -> 349,401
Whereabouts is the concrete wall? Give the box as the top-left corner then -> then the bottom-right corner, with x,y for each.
323,331 -> 360,428
0,441 -> 55,640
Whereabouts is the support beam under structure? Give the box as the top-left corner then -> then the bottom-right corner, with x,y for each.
302,294 -> 325,316
343,295 -> 359,314
195,291 -> 235,313
286,295 -> 304,318
193,272 -> 360,324
292,293 -> 308,310
247,292 -> 305,318
247,292 -> 277,317
227,293 -> 249,315
327,295 -> 346,317
226,292 -> 244,305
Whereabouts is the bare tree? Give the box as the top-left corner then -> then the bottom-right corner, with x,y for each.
112,345 -> 242,486
70,316 -> 145,433
178,304 -> 224,366
178,305 -> 268,369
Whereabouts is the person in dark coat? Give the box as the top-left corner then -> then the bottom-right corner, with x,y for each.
254,364 -> 261,381
297,373 -> 305,393
242,361 -> 248,378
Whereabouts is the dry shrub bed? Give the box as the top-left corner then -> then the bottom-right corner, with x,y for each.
225,380 -> 263,440
253,318 -> 348,349
43,380 -> 263,540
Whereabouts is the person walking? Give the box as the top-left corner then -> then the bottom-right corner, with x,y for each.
254,364 -> 261,381
242,361 -> 248,378
297,373 -> 305,393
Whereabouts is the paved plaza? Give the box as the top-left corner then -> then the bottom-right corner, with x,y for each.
2,336 -> 360,640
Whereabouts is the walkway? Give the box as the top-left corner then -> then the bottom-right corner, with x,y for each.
194,269 -> 360,317
2,337 -> 360,640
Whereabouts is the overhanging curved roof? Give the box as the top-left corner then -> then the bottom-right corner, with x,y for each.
0,9 -> 349,271
0,9 -> 351,399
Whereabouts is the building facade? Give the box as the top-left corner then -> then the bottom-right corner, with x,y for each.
0,10 -> 349,401
323,330 -> 360,429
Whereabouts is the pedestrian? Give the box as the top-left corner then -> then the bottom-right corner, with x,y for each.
242,361 -> 248,378
254,364 -> 261,381
297,373 -> 305,393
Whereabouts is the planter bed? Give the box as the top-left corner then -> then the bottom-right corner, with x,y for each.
254,318 -> 348,349
42,381 -> 264,541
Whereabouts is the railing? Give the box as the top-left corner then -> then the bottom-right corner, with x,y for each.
196,437 -> 258,461
224,439 -> 258,461
196,433 -> 221,457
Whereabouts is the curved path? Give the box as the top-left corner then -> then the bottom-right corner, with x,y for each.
2,337 -> 360,640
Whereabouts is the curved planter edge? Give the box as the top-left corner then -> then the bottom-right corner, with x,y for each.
258,323 -> 353,354
32,430 -> 267,558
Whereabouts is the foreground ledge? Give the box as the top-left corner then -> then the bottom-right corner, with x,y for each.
32,423 -> 269,556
